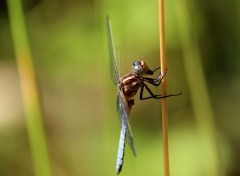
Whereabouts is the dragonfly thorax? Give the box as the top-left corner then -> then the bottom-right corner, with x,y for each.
120,73 -> 143,101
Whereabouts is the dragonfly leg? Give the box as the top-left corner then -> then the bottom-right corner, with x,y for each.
143,69 -> 167,86
140,84 -> 158,100
152,66 -> 160,73
148,66 -> 160,75
140,83 -> 182,100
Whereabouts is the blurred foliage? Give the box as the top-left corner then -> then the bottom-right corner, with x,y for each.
0,0 -> 240,176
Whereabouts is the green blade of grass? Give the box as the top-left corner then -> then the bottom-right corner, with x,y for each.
7,1 -> 52,176
173,1 -> 224,176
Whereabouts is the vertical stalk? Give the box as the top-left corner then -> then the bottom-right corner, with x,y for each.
159,0 -> 170,176
7,1 -> 52,176
173,1 -> 223,175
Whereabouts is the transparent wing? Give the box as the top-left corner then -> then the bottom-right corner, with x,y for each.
108,16 -> 136,174
106,16 -> 120,86
117,91 -> 137,157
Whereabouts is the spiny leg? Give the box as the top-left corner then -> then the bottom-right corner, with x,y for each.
151,67 -> 160,74
143,69 -> 167,86
140,83 -> 182,100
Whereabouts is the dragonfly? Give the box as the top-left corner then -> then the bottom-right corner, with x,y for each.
106,16 -> 182,175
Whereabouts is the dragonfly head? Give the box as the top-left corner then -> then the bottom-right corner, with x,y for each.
132,61 -> 153,76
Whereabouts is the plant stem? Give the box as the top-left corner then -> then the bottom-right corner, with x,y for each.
173,1 -> 223,175
7,1 -> 52,176
159,0 -> 170,176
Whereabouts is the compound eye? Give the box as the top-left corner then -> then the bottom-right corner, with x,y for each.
133,61 -> 141,66
132,61 -> 143,74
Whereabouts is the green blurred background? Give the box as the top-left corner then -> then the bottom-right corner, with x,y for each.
0,0 -> 240,176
